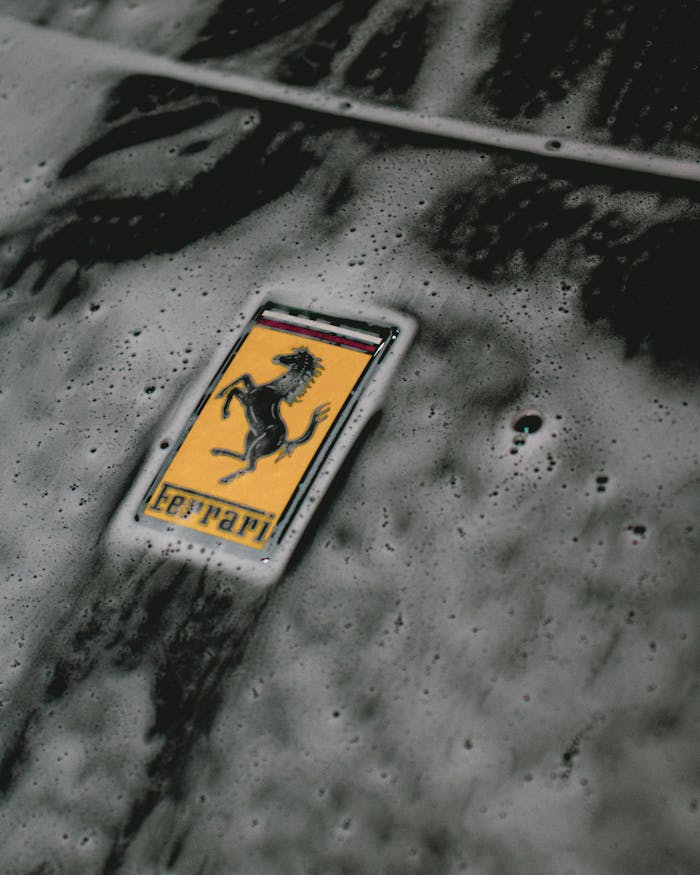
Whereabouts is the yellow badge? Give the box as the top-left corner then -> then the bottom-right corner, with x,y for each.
138,302 -> 404,558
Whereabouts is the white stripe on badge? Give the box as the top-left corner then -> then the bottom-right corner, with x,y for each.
262,309 -> 383,344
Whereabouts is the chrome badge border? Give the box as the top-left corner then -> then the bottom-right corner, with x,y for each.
109,295 -> 416,584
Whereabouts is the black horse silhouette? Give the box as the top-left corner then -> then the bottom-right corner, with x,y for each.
211,347 -> 330,483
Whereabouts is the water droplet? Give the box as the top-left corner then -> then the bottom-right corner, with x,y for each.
513,413 -> 543,434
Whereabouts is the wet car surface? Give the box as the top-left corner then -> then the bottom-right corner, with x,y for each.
0,3 -> 698,873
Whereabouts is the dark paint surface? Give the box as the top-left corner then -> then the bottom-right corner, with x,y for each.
5,0 -> 700,153
0,4 -> 698,874
479,0 -> 700,148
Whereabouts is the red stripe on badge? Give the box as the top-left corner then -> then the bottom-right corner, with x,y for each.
258,317 -> 379,353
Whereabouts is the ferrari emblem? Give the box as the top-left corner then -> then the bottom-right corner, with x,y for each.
138,301 -> 409,558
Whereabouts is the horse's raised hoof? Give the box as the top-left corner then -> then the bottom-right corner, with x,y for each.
211,447 -> 245,459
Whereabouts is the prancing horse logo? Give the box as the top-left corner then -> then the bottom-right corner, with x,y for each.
211,347 -> 330,483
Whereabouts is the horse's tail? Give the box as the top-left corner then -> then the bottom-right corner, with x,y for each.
277,403 -> 331,460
